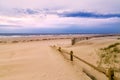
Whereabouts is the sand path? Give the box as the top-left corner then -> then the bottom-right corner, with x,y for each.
0,40 -> 91,80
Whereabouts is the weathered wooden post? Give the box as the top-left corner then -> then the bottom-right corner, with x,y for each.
70,51 -> 73,61
86,37 -> 89,40
58,47 -> 61,52
53,45 -> 55,47
108,68 -> 114,80
71,38 -> 75,45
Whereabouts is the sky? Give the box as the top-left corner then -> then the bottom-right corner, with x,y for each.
0,0 -> 120,33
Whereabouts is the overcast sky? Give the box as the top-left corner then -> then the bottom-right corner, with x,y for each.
0,0 -> 120,33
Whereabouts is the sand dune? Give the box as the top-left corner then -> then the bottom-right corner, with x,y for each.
0,39 -> 91,80
0,35 -> 120,80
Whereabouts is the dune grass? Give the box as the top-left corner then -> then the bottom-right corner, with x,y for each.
97,42 -> 120,79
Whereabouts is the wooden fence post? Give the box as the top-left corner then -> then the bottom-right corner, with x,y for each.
70,51 -> 73,61
58,47 -> 61,52
71,38 -> 75,45
108,68 -> 114,80
53,45 -> 55,47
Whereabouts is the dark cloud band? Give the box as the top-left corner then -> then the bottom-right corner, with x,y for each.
60,12 -> 120,18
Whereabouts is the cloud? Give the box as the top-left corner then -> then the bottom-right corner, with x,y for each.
0,0 -> 120,33
61,12 -> 120,18
0,11 -> 120,29
0,0 -> 120,13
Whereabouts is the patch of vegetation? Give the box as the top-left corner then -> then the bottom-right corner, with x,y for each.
97,43 -> 120,80
0,41 -> 7,43
117,38 -> 120,40
97,42 -> 120,70
12,41 -> 18,43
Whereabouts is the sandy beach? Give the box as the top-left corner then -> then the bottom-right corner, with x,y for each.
0,35 -> 120,80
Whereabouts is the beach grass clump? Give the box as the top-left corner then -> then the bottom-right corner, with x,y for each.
97,42 -> 120,79
101,43 -> 120,50
117,38 -> 120,40
0,41 -> 7,43
98,43 -> 120,69
12,41 -> 19,43
35,39 -> 40,41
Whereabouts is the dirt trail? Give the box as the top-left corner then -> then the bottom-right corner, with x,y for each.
0,40 -> 91,80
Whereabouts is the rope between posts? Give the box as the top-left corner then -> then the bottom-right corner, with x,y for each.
51,46 -> 108,77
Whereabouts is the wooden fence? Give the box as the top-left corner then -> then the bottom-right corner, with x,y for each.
71,37 -> 91,45
51,46 -> 116,80
71,34 -> 120,45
